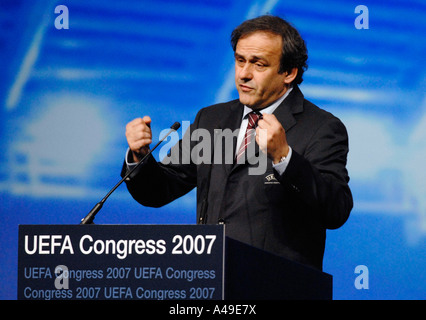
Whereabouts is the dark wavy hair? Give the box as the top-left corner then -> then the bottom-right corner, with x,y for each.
230,15 -> 308,85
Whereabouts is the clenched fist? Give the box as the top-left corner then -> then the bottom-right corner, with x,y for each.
125,116 -> 152,163
256,113 -> 290,164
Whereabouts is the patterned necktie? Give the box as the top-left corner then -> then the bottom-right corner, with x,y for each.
236,111 -> 262,162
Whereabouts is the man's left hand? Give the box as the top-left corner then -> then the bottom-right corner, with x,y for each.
256,113 -> 290,164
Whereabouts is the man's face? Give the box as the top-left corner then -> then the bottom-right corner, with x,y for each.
234,31 -> 288,110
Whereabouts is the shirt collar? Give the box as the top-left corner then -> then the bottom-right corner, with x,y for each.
242,86 -> 293,119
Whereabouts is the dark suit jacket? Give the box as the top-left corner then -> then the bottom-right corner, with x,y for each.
121,85 -> 353,270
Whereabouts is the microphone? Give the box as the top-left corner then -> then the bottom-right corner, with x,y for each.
80,121 -> 181,225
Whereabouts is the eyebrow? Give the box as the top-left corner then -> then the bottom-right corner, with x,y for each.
234,52 -> 269,63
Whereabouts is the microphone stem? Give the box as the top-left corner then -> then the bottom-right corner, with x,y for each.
80,126 -> 177,225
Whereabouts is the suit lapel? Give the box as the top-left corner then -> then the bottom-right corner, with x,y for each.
215,101 -> 244,174
219,100 -> 244,132
272,85 -> 304,132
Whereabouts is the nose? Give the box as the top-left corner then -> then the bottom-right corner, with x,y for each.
237,62 -> 253,82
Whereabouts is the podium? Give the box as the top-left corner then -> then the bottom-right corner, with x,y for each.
225,237 -> 332,299
18,225 -> 332,300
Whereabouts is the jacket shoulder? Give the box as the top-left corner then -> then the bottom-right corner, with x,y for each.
198,99 -> 240,115
193,99 -> 241,127
300,98 -> 347,133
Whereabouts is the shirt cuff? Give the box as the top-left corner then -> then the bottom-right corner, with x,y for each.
272,146 -> 292,176
125,148 -> 139,170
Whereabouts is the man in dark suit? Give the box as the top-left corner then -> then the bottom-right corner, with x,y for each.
122,15 -> 353,270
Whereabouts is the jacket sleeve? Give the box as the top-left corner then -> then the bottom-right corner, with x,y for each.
275,116 -> 353,229
120,111 -> 204,208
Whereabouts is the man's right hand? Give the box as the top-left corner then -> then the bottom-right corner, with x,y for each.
125,116 -> 152,163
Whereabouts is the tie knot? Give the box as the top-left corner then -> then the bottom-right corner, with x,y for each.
247,111 -> 261,129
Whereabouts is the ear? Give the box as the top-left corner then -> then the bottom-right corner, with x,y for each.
283,68 -> 298,85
